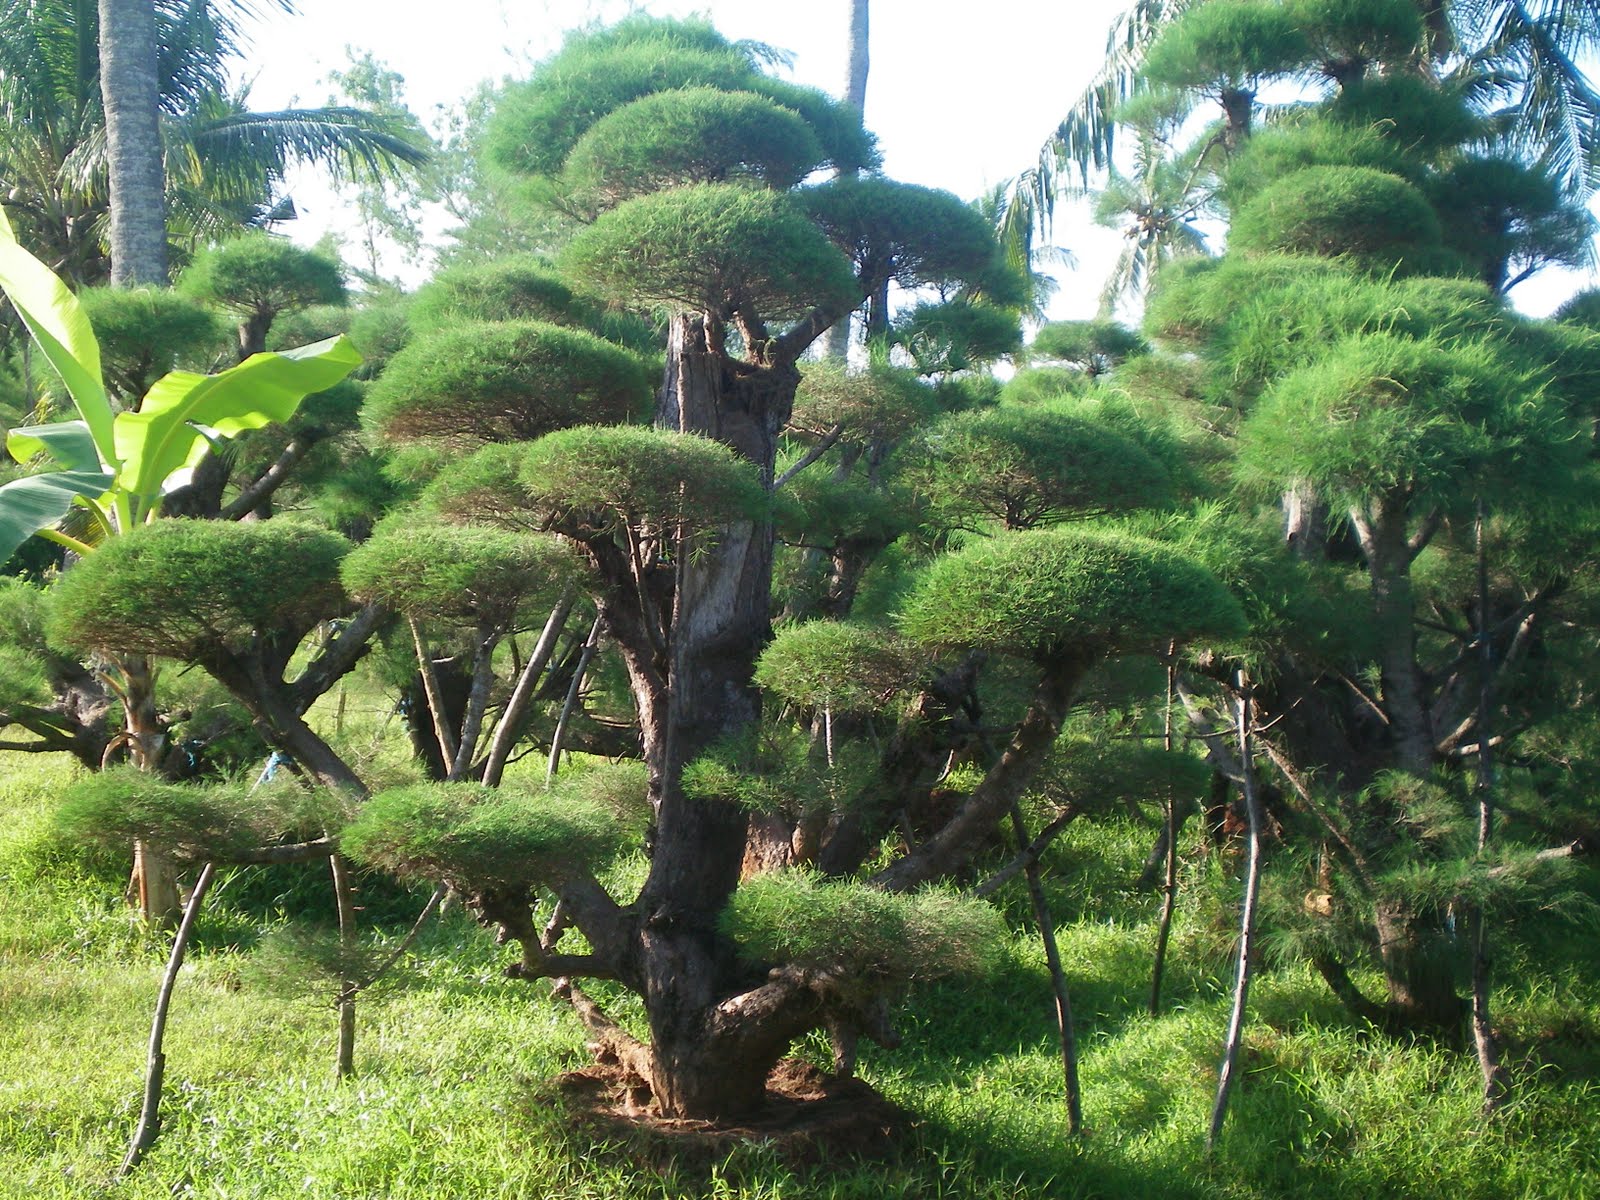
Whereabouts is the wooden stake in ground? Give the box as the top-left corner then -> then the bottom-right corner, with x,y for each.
546,617 -> 602,785
1150,652 -> 1180,1015
1208,671 -> 1264,1152
119,861 -> 216,1177
1008,801 -> 1083,1134
1470,500 -> 1510,1114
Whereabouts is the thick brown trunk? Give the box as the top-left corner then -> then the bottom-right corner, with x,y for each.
635,314 -> 800,1118
875,649 -> 1095,893
1357,505 -> 1434,776
1374,900 -> 1464,1037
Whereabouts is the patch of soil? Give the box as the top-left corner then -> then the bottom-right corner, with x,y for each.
555,1057 -> 912,1167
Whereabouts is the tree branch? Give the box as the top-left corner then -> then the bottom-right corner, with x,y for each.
969,805 -> 1080,898
220,436 -> 313,521
775,423 -> 846,490
289,603 -> 387,713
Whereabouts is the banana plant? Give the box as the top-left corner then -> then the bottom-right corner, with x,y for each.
0,208 -> 361,562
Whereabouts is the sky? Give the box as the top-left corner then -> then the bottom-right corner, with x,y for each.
240,0 -> 1598,319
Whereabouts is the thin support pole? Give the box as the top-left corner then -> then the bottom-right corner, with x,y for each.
119,862 -> 217,1177
1208,673 -> 1264,1152
1008,802 -> 1083,1135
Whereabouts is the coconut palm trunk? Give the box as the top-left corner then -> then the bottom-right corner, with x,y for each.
98,0 -> 168,288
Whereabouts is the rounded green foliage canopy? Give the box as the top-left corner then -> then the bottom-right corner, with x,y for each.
775,470 -> 909,548
519,424 -> 768,536
897,403 -> 1175,532
1141,0 -> 1311,90
755,621 -> 919,712
897,526 -> 1246,662
49,519 -> 349,662
1557,289 -> 1600,330
721,872 -> 1004,994
1238,332 -> 1581,510
1228,165 -> 1444,266
55,767 -> 322,865
1292,0 -> 1423,70
343,777 -> 634,891
485,17 -> 874,181
560,184 -> 858,319
892,299 -> 1023,375
364,320 -> 653,450
181,234 -> 347,317
1222,121 -> 1418,208
0,644 -> 50,713
79,287 -> 227,399
803,177 -> 1012,295
1029,319 -> 1148,375
407,257 -> 591,333
341,521 -> 579,626
420,443 -> 541,531
788,360 -> 934,442
562,88 -> 826,213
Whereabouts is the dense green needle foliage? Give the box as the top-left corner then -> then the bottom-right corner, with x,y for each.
54,766 -> 329,866
340,522 -> 577,626
180,236 -> 348,325
1227,165 -> 1445,265
517,424 -> 769,535
755,621 -> 919,713
344,777 -> 634,890
723,872 -> 1006,988
897,528 -> 1246,661
47,519 -> 349,661
406,256 -> 590,332
896,404 -> 1176,532
561,184 -> 858,318
562,87 -> 828,209
363,321 -> 653,449
77,287 -> 227,400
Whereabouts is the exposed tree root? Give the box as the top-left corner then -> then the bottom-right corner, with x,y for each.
553,1057 -> 911,1165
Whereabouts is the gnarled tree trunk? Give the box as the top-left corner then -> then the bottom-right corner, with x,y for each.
631,313 -> 799,1117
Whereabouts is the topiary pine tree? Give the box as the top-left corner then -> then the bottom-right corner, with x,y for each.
451,16 -> 1026,1117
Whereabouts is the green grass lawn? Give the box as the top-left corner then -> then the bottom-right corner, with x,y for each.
2,749 -> 1597,1199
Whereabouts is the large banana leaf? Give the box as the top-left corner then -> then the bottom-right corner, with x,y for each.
0,470 -> 116,563
113,335 -> 362,515
6,420 -> 101,470
0,210 -> 115,469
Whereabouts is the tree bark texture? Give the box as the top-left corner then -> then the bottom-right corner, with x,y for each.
1351,503 -> 1435,776
99,0 -> 168,287
628,313 -> 802,1117
118,655 -> 182,925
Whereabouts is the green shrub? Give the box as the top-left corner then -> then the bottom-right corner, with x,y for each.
561,184 -> 858,319
48,520 -> 349,661
518,425 -> 768,536
897,526 -> 1246,661
562,87 -> 825,212
340,520 -> 578,626
364,320 -> 652,450
756,621 -> 919,712
722,871 -> 1005,992
343,778 -> 631,889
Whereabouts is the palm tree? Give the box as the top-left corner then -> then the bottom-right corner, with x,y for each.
0,0 -> 427,284
99,0 -> 168,286
1090,123 -> 1214,311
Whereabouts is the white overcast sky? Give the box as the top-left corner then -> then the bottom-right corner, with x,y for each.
240,0 -> 1597,318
